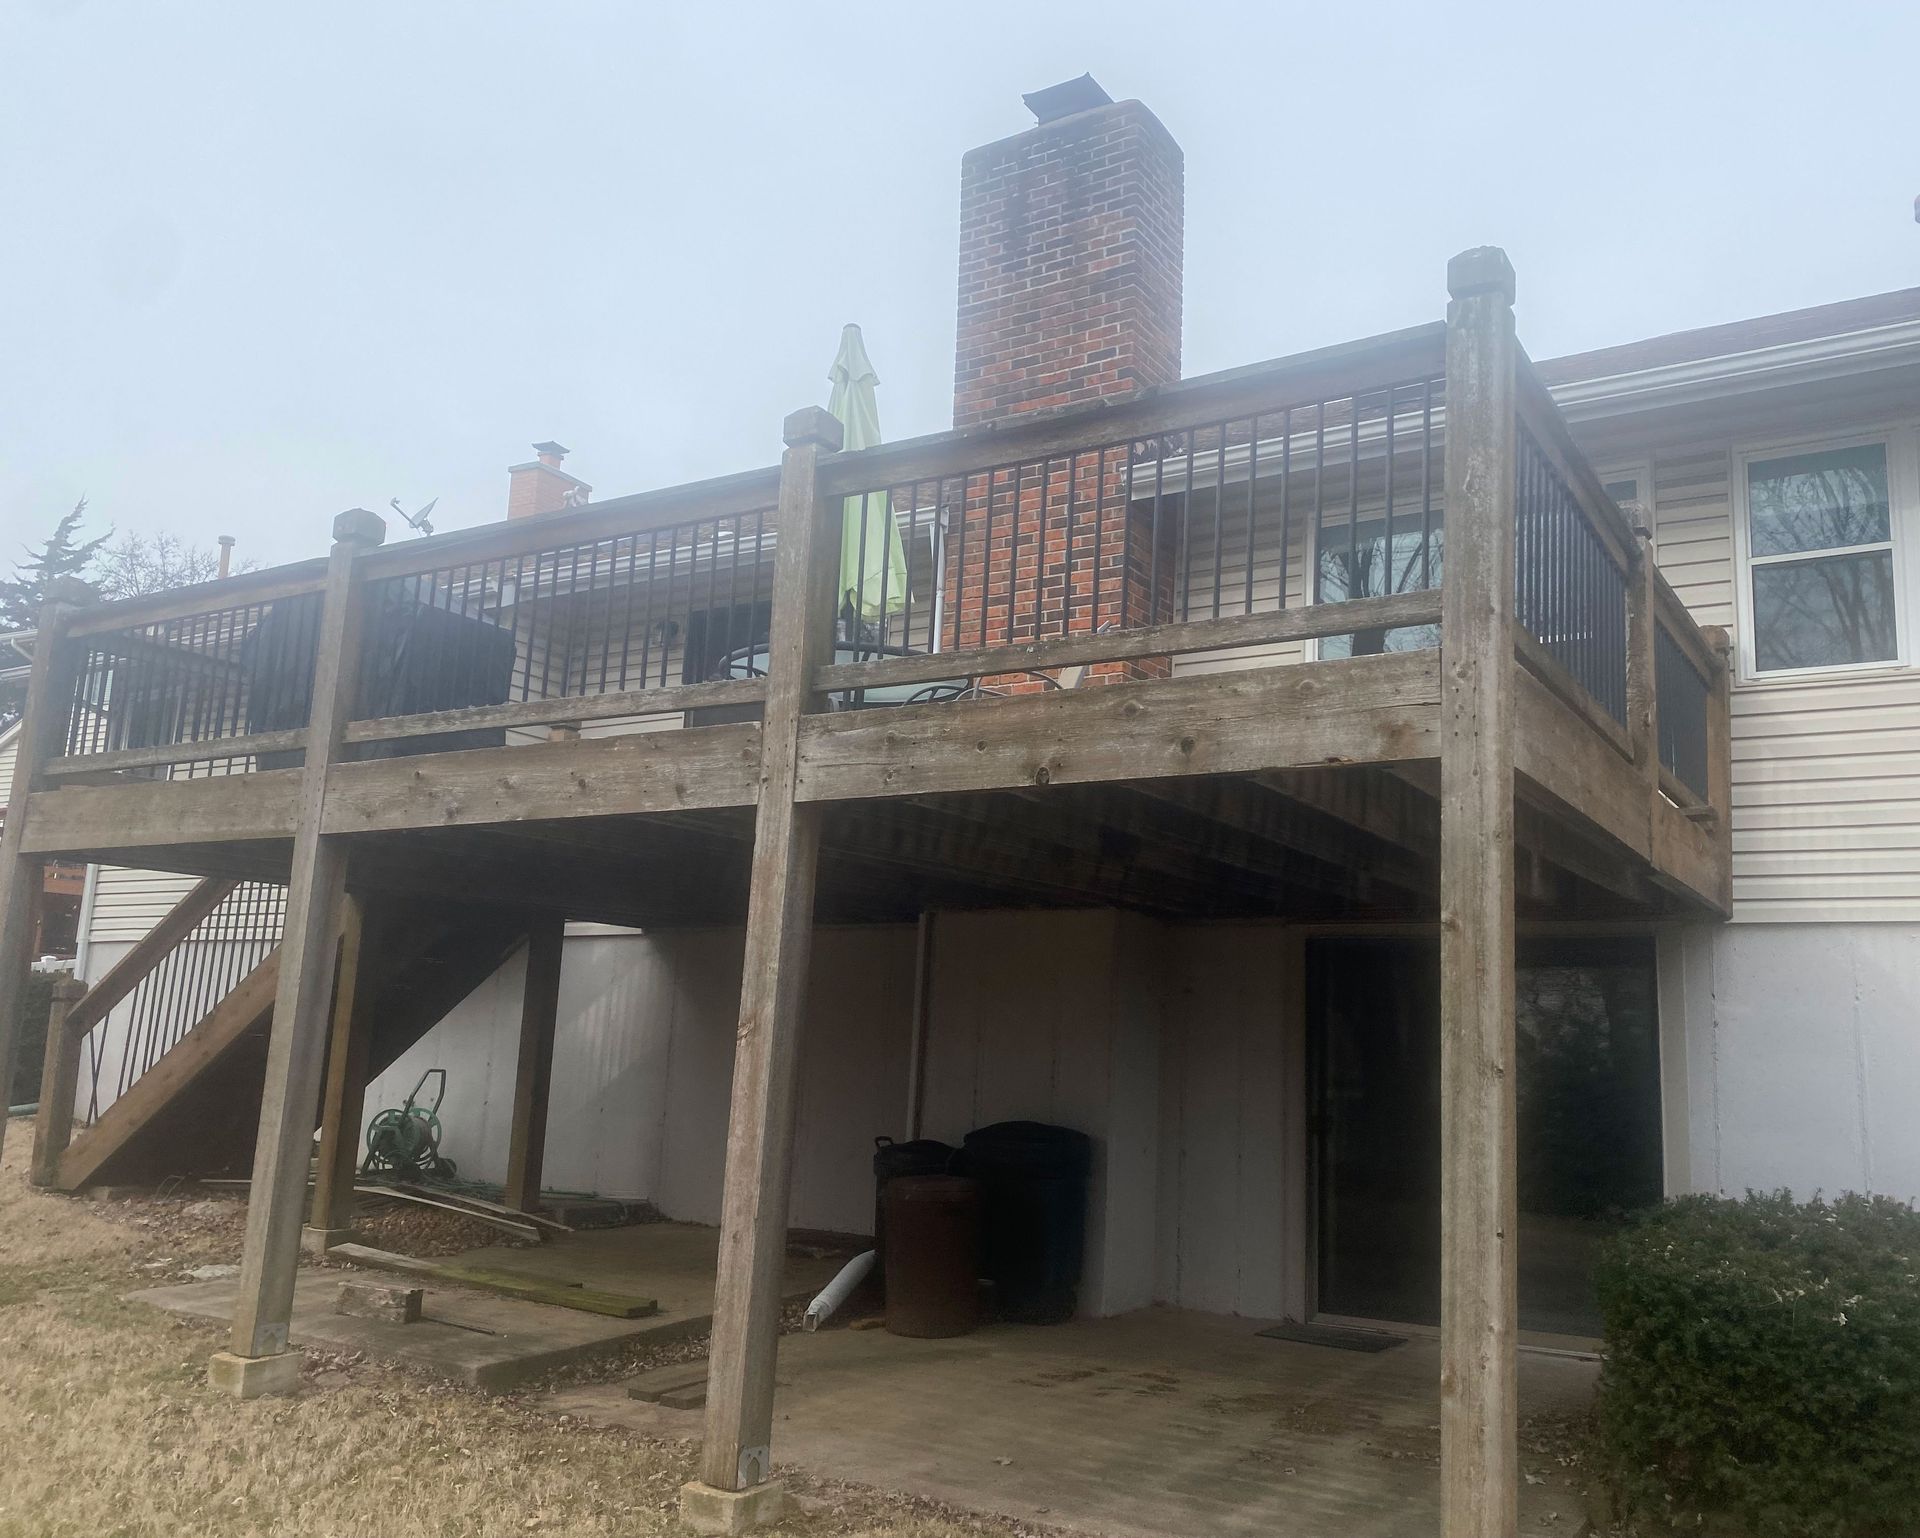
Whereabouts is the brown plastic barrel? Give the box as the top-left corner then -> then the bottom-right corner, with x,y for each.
882,1174 -> 981,1338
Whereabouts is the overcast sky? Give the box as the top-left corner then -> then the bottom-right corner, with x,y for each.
3,0 -> 1915,571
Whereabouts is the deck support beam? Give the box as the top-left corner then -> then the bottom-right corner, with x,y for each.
687,406 -> 843,1525
221,509 -> 384,1382
304,895 -> 370,1251
503,915 -> 565,1213
0,581 -> 85,1167
28,977 -> 87,1187
1438,247 -> 1521,1537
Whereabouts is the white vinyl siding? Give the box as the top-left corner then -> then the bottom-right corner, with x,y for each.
1636,437 -> 1920,922
0,723 -> 18,809
85,867 -> 207,944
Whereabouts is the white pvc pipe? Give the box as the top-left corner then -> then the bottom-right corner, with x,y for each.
802,1249 -> 875,1332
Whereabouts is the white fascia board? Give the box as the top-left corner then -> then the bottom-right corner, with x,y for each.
1549,322 -> 1920,422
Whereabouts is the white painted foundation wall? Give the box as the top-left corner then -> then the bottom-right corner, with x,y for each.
86,902 -> 1919,1321
1659,920 -> 1920,1205
365,909 -> 1312,1321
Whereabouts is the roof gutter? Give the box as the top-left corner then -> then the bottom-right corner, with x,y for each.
0,630 -> 33,684
1548,320 -> 1920,422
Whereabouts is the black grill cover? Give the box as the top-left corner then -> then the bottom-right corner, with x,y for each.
243,591 -> 518,767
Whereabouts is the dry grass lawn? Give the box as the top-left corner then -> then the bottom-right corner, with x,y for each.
0,1121 -> 1060,1538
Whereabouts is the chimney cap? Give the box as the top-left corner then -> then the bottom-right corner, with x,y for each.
1022,74 -> 1112,125
532,440 -> 569,459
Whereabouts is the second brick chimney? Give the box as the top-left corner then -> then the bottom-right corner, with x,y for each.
953,77 -> 1184,430
507,441 -> 591,519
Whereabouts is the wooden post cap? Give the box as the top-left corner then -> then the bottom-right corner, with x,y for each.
43,576 -> 98,609
332,508 -> 387,547
52,976 -> 87,1002
782,407 -> 844,452
1447,246 -> 1516,304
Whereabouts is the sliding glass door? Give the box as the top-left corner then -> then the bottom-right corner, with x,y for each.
1309,935 -> 1662,1337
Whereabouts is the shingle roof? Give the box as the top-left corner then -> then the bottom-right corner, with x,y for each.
1537,287 -> 1920,386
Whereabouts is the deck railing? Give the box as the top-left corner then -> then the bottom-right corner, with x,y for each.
55,576 -> 330,777
831,377 -> 1447,672
40,482 -> 783,776
29,319 -> 1727,823
341,498 -> 777,754
1652,579 -> 1724,811
1514,423 -> 1630,729
813,328 -> 1452,703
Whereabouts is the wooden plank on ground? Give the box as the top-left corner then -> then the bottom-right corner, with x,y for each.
352,1185 -> 540,1242
331,1243 -> 658,1318
381,1181 -> 574,1234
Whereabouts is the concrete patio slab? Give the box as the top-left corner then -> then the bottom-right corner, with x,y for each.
131,1222 -> 842,1390
549,1307 -> 1598,1538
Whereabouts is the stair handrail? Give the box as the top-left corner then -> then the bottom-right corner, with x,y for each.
29,875 -> 237,1186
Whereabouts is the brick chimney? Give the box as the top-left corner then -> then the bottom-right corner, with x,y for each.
944,81 -> 1184,679
953,76 -> 1184,430
507,441 -> 591,519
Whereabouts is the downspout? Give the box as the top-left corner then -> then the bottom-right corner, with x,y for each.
904,910 -> 935,1140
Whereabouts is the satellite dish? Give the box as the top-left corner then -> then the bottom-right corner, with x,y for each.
389,497 -> 438,537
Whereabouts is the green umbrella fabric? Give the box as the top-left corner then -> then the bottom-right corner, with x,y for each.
828,323 -> 907,627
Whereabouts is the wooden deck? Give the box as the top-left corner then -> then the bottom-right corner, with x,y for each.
0,253 -> 1732,1533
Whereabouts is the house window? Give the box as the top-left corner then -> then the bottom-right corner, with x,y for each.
1742,440 -> 1899,673
1600,469 -> 1649,526
1316,514 -> 1443,658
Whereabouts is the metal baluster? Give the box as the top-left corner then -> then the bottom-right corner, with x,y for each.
1312,404 -> 1327,603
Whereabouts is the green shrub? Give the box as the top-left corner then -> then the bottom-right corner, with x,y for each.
8,968 -> 57,1107
1596,1190 -> 1920,1537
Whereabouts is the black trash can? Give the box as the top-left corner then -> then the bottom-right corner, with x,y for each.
872,1137 -> 956,1291
957,1120 -> 1093,1324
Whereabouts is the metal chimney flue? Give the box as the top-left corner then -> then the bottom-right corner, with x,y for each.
1021,73 -> 1112,125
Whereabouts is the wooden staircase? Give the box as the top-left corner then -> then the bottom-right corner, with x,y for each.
34,882 -> 532,1192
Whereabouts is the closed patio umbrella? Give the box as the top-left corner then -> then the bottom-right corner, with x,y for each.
828,324 -> 907,641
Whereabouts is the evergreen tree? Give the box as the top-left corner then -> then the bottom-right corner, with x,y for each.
0,500 -> 109,630
1,499 -> 110,726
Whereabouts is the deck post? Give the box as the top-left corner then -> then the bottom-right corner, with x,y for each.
0,578 -> 86,1167
1703,624 -> 1734,906
1626,530 -> 1659,787
503,915 -> 565,1213
28,976 -> 88,1186
304,894 -> 370,1251
1438,246 -> 1520,1538
215,508 -> 384,1397
684,405 -> 843,1533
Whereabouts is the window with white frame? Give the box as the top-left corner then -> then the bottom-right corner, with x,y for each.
1740,437 -> 1902,674
1599,463 -> 1651,530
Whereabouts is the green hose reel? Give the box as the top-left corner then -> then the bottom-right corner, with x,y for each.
361,1067 -> 457,1181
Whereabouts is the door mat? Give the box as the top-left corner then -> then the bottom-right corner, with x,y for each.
1255,1321 -> 1407,1353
